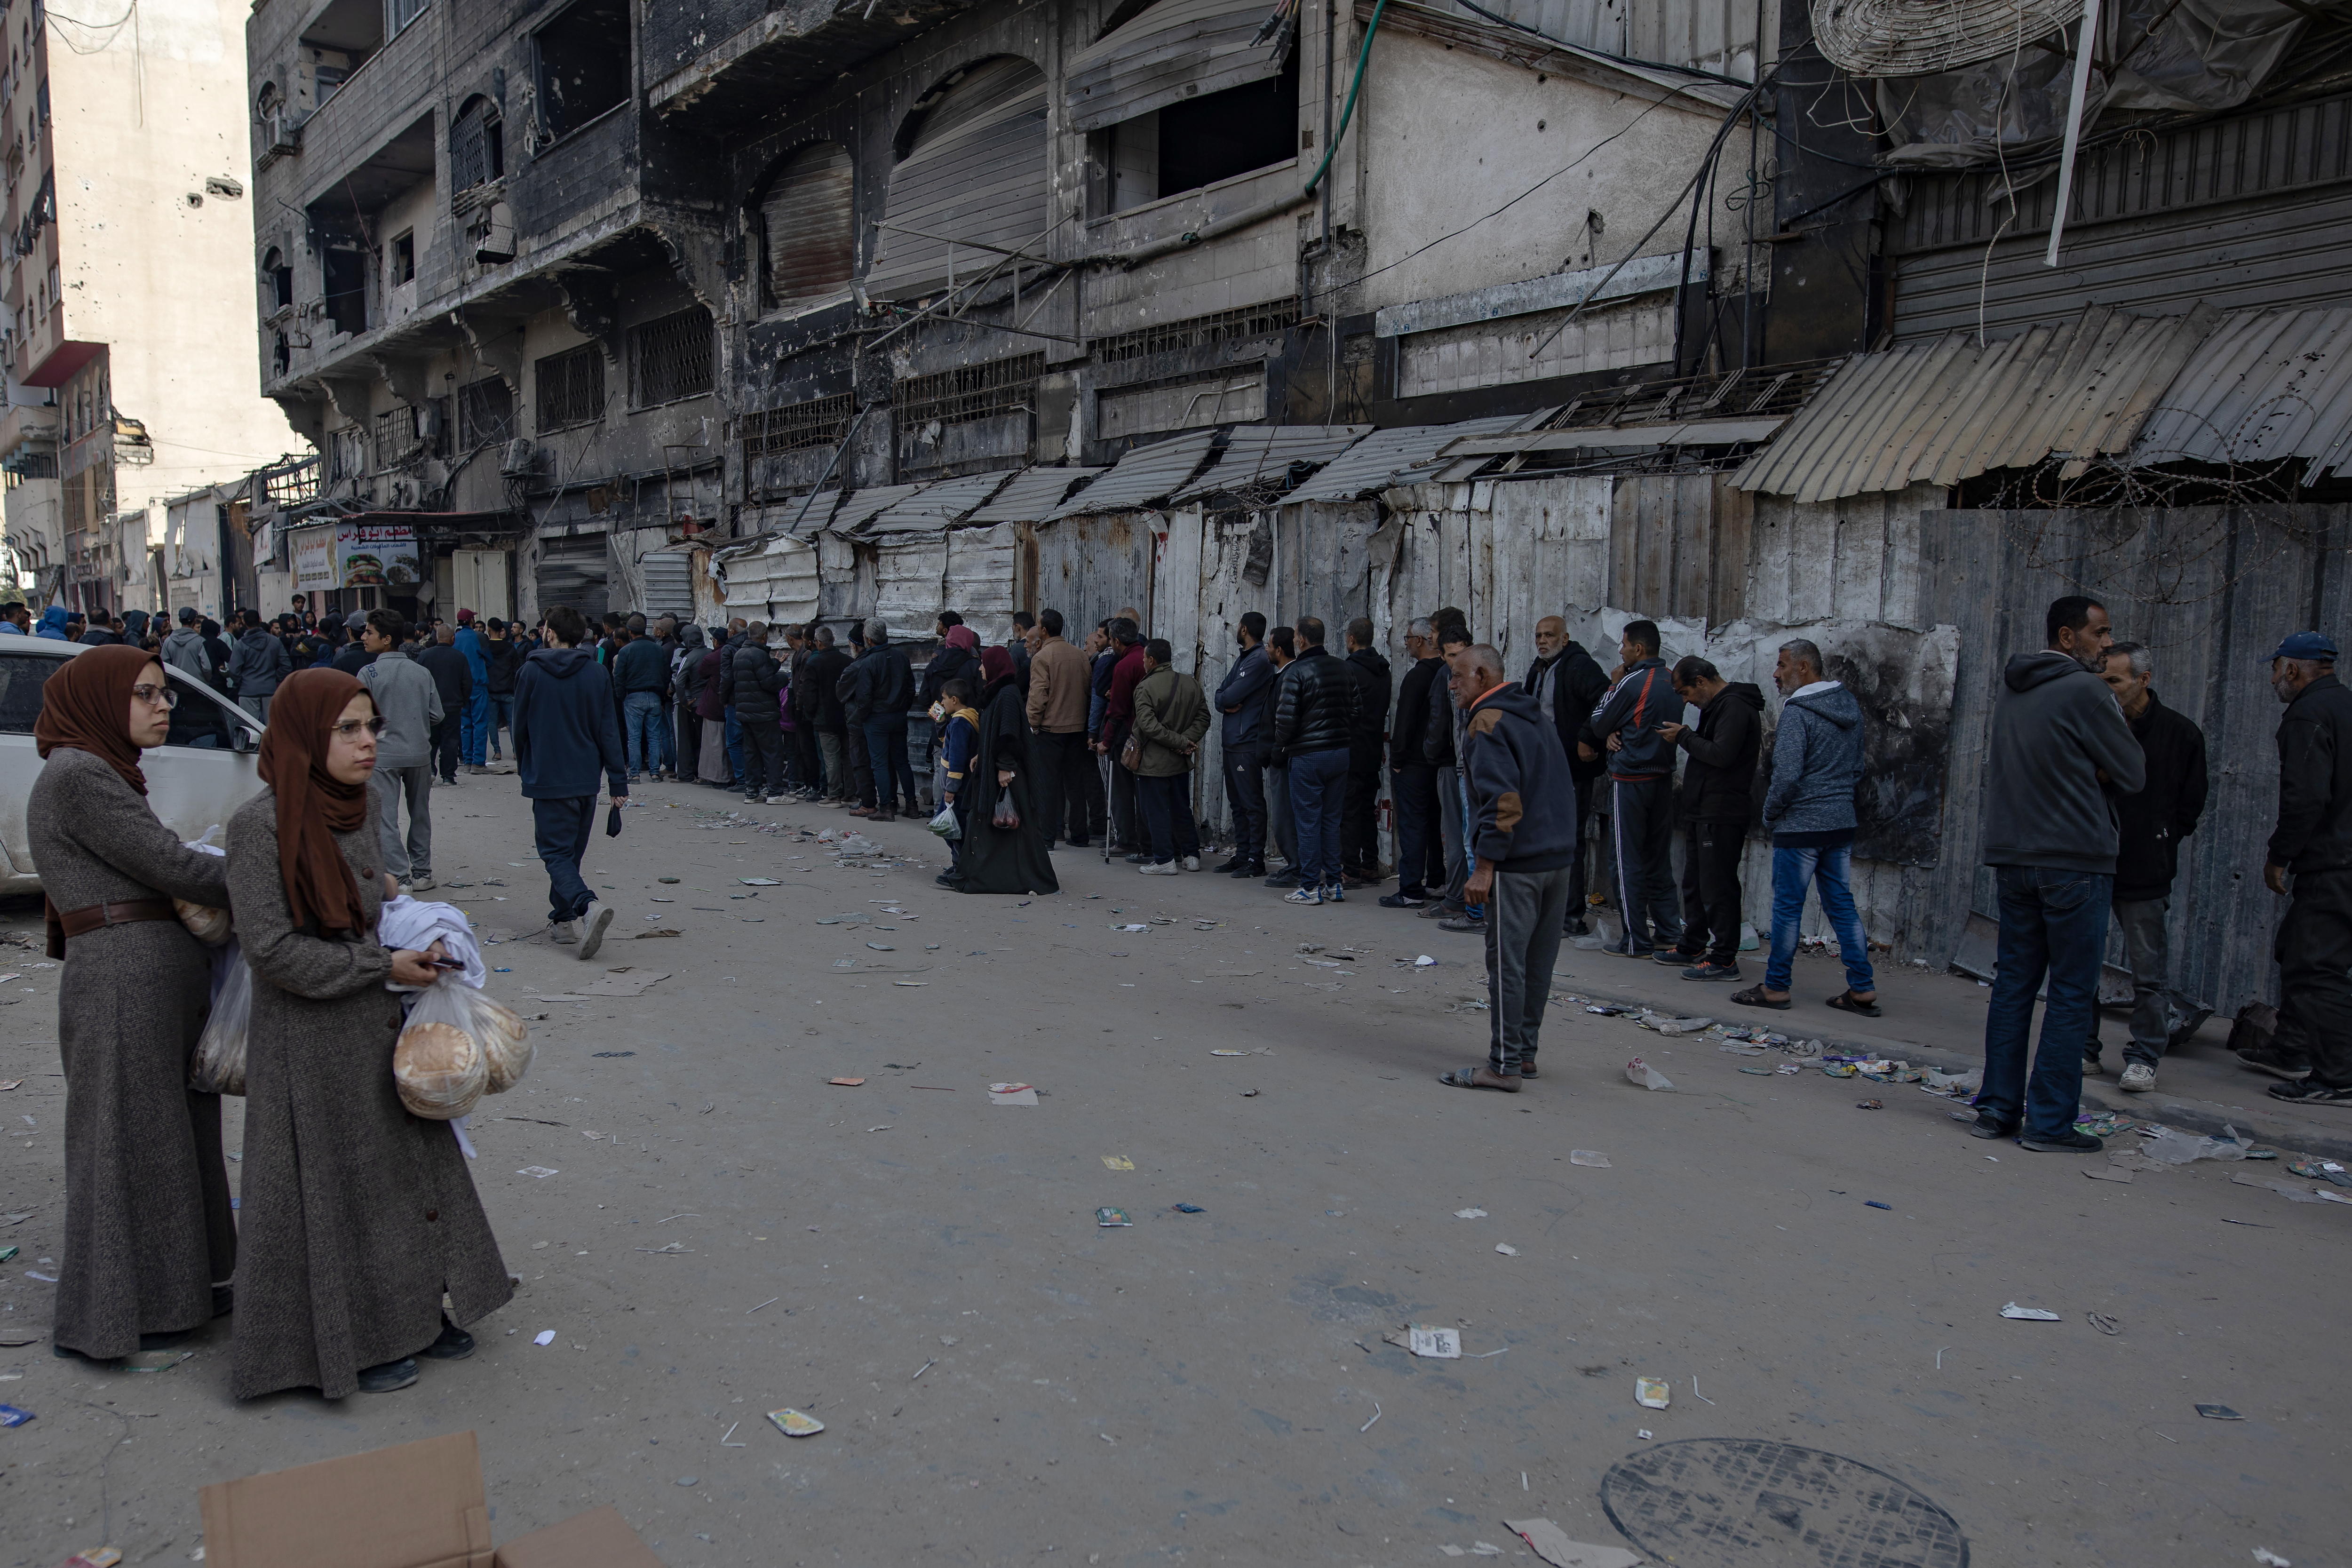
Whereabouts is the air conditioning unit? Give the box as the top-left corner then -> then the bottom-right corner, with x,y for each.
498,437 -> 535,476
470,201 -> 515,265
264,110 -> 301,154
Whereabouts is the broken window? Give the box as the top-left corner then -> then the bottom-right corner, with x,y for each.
262,247 -> 293,312
1090,53 -> 1298,214
450,96 -> 503,193
866,56 -> 1049,302
1071,0 -> 1298,212
759,141 -> 855,312
458,376 -> 514,448
535,342 -> 605,431
389,0 -> 429,36
629,306 -> 715,407
389,231 -> 415,285
322,245 -> 369,335
300,0 -> 383,105
532,0 -> 629,146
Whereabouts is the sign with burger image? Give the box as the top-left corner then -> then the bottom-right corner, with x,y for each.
335,523 -> 421,590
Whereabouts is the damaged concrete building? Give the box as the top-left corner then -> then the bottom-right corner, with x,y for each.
239,0 -> 2352,1009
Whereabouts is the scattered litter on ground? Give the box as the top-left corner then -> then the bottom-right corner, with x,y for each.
1638,1010 -> 1712,1035
828,1077 -> 865,1087
1856,1099 -> 1884,1111
987,1084 -> 1039,1106
1415,955 -> 1437,966
1454,1208 -> 1488,1219
1095,1208 -> 1132,1227
658,876 -> 680,883
1635,1377 -> 1669,1409
2084,1165 -> 2136,1184
768,1408 -> 825,1437
1101,1155 -> 1134,1170
1406,1325 -> 1462,1359
1866,1200 -> 1893,1210
2000,1303 -> 2062,1321
1505,1519 -> 1644,1568
2255,1547 -> 2292,1565
1172,1203 -> 1205,1213
2288,1157 -> 2352,1187
2196,1403 -> 2244,1420
2232,1173 -> 2335,1203
747,1298 -> 779,1314
119,1348 -> 191,1372
1209,1049 -> 1250,1056
516,1166 -> 558,1179
2074,1110 -> 2138,1138
1569,1151 -> 1611,1168
0,1403 -> 33,1426
1240,1088 -> 1260,1097
2089,1312 -> 2122,1335
1359,1401 -> 1381,1433
532,1330 -> 555,1345
2141,1124 -> 2254,1164
1624,1058 -> 1674,1091
590,1051 -> 633,1058
1494,1243 -> 1518,1257
911,1359 -> 935,1380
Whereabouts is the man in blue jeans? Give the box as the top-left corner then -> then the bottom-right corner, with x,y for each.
1737,638 -> 1875,1016
510,604 -> 628,960
611,621 -> 674,780
1272,616 -> 1360,905
454,610 -> 491,769
1972,597 -> 2145,1151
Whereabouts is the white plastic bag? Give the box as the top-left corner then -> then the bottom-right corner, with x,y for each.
929,804 -> 961,840
175,826 -> 233,947
190,946 -> 252,1096
394,978 -> 487,1120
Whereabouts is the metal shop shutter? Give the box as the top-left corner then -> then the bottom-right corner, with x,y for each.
866,56 -> 1049,302
1067,0 -> 1294,134
639,548 -> 695,622
535,533 -> 609,624
762,142 -> 856,310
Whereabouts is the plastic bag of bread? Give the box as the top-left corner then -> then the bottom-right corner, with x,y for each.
468,989 -> 534,1092
176,828 -> 233,947
394,979 -> 487,1120
190,947 -> 252,1096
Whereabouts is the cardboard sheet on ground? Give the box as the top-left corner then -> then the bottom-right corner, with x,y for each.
1504,1519 -> 1642,1568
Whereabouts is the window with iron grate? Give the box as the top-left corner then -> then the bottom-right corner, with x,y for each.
895,352 -> 1044,431
1091,298 -> 1300,366
536,343 -> 605,431
629,306 -> 715,407
738,394 -> 853,459
373,405 -> 421,469
450,96 -> 503,194
458,376 -> 513,448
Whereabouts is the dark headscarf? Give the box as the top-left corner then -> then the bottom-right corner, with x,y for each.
258,668 -> 371,935
979,645 -> 1015,686
946,625 -> 979,652
35,644 -> 156,794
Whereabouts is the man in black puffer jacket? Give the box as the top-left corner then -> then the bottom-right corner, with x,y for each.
1341,617 -> 1391,885
1272,616 -> 1361,904
730,622 -> 788,803
1659,656 -> 1764,981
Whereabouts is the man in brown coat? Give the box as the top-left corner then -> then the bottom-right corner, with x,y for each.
1025,607 -> 1093,849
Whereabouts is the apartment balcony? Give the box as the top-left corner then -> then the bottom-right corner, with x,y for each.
643,0 -> 982,133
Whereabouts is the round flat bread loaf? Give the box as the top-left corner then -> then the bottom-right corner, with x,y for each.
477,997 -> 534,1092
395,1019 -> 486,1119
175,900 -> 233,946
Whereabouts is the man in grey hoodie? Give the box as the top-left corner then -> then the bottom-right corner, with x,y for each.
1737,637 -> 1876,1014
227,608 -> 293,723
161,607 -> 210,686
358,608 -> 446,892
1972,596 -> 2145,1152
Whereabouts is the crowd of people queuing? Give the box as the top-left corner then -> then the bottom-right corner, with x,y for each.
18,579 -> 2351,1403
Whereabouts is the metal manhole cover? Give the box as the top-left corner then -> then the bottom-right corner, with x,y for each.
1600,1439 -> 1968,1568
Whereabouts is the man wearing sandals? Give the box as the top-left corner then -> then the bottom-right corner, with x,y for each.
1437,645 -> 1577,1093
1734,638 -> 1879,1019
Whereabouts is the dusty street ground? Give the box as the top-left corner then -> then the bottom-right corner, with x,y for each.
3,772 -> 2349,1568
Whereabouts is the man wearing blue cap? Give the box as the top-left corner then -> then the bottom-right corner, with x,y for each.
1973,595 -> 2145,1152
2251,630 -> 2352,1106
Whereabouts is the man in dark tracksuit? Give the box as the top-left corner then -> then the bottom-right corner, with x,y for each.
1579,619 -> 1682,957
511,605 -> 628,959
1437,644 -> 1577,1092
1383,619 -> 1447,907
1523,616 -> 1609,932
1341,617 -> 1391,884
2254,631 -> 2352,1106
1659,656 -> 1763,980
731,623 -> 789,802
1215,612 -> 1276,875
2087,641 -> 2209,1091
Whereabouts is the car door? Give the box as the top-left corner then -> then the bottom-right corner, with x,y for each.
0,645 -> 64,881
144,669 -> 266,849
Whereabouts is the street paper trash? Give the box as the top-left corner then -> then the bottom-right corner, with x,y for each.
57,1551 -> 121,1568
1407,1325 -> 1462,1359
197,1431 -> 512,1568
1415,955 -> 1437,966
1454,1208 -> 1488,1218
1495,1243 -> 1518,1256
2142,1124 -> 2253,1164
493,1506 -> 666,1568
2195,1403 -> 2245,1420
1569,1151 -> 1611,1168
767,1409 -> 825,1437
1101,1155 -> 1135,1170
1625,1059 -> 1674,1091
0,1403 -> 32,1426
1639,1010 -> 1712,1035
986,1083 -> 1039,1106
1635,1377 -> 1669,1409
2000,1303 -> 2062,1321
533,1330 -> 556,1345
1095,1208 -> 1132,1227
1504,1519 -> 1643,1568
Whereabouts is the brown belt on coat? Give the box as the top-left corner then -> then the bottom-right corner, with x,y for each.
45,897 -> 178,958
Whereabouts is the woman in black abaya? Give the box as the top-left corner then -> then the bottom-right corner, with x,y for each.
947,646 -> 1058,895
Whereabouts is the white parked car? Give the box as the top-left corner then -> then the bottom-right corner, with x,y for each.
0,637 -> 267,893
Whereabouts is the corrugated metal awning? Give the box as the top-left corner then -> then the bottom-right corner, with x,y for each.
1168,424 -> 1372,505
967,466 -> 1105,523
1732,303 -> 2220,502
1274,415 -> 1532,502
1044,430 -> 1221,519
1066,0 -> 1294,135
864,470 -> 1015,534
828,483 -> 933,536
2131,306 -> 2352,482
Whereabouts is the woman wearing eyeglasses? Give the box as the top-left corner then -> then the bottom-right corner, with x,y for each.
224,668 -> 511,1399
28,645 -> 237,1363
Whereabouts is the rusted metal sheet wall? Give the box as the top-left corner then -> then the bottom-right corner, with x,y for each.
1749,485 -> 1943,629
1916,503 -> 2352,1018
761,142 -> 856,310
1029,512 -> 1156,637
1608,472 -> 1752,626
1441,0 -> 1776,80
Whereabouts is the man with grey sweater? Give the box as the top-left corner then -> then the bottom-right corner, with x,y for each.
1972,596 -> 2145,1152
358,608 -> 446,892
1735,638 -> 1875,1014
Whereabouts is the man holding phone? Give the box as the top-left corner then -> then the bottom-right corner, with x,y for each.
512,604 -> 629,958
